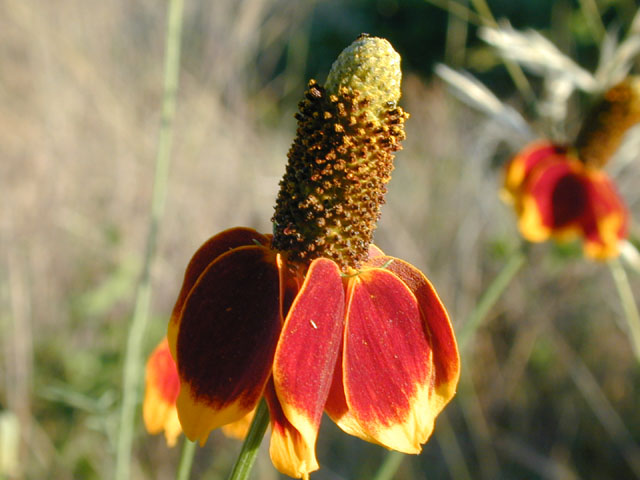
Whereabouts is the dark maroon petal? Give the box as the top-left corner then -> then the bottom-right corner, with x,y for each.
175,245 -> 280,442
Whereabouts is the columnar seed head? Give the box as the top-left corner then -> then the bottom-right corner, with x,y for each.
272,35 -> 408,271
575,76 -> 640,168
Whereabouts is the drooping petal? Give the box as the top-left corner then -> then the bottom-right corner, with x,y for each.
368,244 -> 385,259
365,256 -> 460,414
143,338 -> 182,447
277,254 -> 303,323
221,409 -> 255,440
325,346 -> 380,446
581,169 -> 628,259
168,227 -> 270,358
518,158 -> 586,242
339,268 -> 437,453
175,246 -> 281,445
504,141 -> 569,199
273,258 -> 345,469
265,380 -> 318,480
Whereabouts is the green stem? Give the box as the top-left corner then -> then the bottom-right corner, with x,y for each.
578,0 -> 606,43
176,440 -> 197,480
371,248 -> 526,480
113,0 -> 184,478
468,0 -> 535,104
227,399 -> 270,480
609,258 -> 640,363
459,249 -> 526,350
371,451 -> 404,480
435,412 -> 473,480
423,0 -> 484,26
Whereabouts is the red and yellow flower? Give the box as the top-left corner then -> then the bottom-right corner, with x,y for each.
503,78 -> 639,260
503,141 -> 628,259
164,35 -> 460,479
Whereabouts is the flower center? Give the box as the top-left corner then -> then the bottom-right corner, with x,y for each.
575,76 -> 640,168
271,35 -> 409,270
550,174 -> 587,227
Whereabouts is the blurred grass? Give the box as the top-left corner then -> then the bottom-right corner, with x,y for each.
1,0 -> 639,479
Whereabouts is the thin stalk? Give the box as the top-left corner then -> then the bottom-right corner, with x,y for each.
371,451 -> 405,480
459,248 -> 526,349
176,440 -> 197,480
227,399 -> 270,480
435,413 -> 473,480
423,0 -> 484,26
113,0 -> 185,478
609,258 -> 640,363
468,0 -> 535,104
553,333 -> 640,477
371,248 -> 526,480
578,0 -> 606,43
456,366 -> 500,478
444,0 -> 470,67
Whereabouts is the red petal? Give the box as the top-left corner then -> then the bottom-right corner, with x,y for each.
325,346 -> 379,445
516,158 -> 585,242
277,254 -> 303,323
143,338 -> 182,446
341,268 -> 437,452
530,160 -> 588,229
367,244 -> 385,259
265,380 -> 319,479
581,170 -> 628,259
504,141 -> 569,197
175,245 -> 280,444
366,256 -> 460,411
168,227 -> 270,357
146,338 -> 180,404
273,258 -> 345,460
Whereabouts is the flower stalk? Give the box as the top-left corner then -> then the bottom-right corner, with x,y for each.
609,258 -> 640,363
176,440 -> 197,480
114,0 -> 184,478
458,248 -> 527,349
226,399 -> 270,480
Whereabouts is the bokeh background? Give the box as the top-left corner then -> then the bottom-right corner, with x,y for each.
1,0 -> 640,479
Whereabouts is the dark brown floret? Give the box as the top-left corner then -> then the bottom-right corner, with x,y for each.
271,80 -> 409,270
575,79 -> 640,168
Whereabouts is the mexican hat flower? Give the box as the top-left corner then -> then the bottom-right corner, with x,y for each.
503,78 -> 637,260
166,35 -> 460,479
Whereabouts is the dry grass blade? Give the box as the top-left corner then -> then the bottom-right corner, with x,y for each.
479,25 -> 598,92
435,64 -> 533,142
553,334 -> 640,479
494,431 -> 579,480
620,241 -> 640,274
594,24 -> 640,88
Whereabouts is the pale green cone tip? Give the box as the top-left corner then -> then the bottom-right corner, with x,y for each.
324,34 -> 402,118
